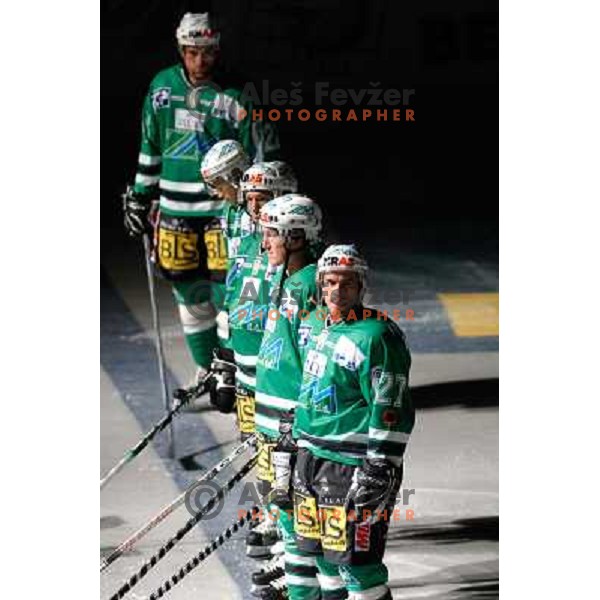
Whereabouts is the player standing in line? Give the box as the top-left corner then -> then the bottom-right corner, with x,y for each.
248,195 -> 325,599
123,12 -> 279,380
222,163 -> 298,433
200,139 -> 252,350
290,245 -> 415,600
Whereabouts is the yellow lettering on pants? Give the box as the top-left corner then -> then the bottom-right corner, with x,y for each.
236,391 -> 256,434
257,438 -> 276,483
158,228 -> 199,271
321,505 -> 347,552
204,227 -> 228,271
294,493 -> 320,540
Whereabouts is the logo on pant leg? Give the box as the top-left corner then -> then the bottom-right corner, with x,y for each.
158,227 -> 200,271
321,505 -> 347,552
257,438 -> 275,482
294,493 -> 320,540
236,390 -> 256,433
354,521 -> 371,552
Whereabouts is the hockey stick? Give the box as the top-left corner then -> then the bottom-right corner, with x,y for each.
107,454 -> 258,600
143,233 -> 174,458
100,374 -> 211,490
148,506 -> 259,599
100,434 -> 256,571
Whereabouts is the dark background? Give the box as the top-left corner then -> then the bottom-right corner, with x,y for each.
102,0 -> 498,258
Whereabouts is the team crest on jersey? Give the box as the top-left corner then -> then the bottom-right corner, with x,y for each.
332,335 -> 365,371
152,87 -> 171,110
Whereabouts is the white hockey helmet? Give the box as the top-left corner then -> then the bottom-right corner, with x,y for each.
176,13 -> 220,48
265,161 -> 298,196
260,194 -> 323,244
240,161 -> 298,203
201,140 -> 251,189
317,244 -> 369,291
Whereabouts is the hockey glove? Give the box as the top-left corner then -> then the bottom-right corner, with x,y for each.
346,459 -> 402,524
208,347 -> 237,413
123,185 -> 153,237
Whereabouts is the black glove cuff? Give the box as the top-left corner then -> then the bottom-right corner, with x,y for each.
213,347 -> 235,363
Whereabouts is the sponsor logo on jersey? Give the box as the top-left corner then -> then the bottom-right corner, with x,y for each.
300,377 -> 338,414
305,349 -> 327,378
259,336 -> 284,370
298,324 -> 312,348
175,108 -> 204,132
332,335 -> 365,371
152,87 -> 171,110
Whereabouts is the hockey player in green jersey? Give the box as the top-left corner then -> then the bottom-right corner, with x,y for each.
209,163 -> 297,419
248,195 -> 324,598
122,12 -> 279,378
200,139 -> 252,348
291,245 -> 415,600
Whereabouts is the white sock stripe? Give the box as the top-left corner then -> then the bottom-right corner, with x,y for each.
316,573 -> 345,590
178,303 -> 216,334
348,584 -> 390,600
285,574 -> 321,588
180,301 -> 214,313
284,552 -> 317,567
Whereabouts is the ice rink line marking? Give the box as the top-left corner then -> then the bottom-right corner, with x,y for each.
438,292 -> 499,337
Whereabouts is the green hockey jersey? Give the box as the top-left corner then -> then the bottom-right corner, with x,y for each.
255,263 -> 318,438
133,64 -> 279,217
227,233 -> 282,391
293,308 -> 414,467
